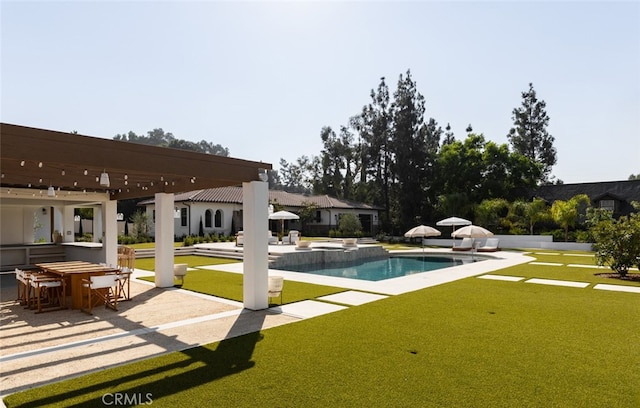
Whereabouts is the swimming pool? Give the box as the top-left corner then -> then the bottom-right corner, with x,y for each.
276,255 -> 472,281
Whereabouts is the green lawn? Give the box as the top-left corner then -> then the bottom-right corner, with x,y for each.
5,251 -> 640,407
135,256 -> 347,305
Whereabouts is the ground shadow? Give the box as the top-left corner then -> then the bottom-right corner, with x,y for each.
11,309 -> 267,407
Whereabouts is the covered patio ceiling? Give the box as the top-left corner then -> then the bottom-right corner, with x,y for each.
1,123 -> 271,200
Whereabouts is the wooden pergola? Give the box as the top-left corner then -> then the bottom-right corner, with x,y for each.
0,123 -> 270,200
1,123 -> 272,310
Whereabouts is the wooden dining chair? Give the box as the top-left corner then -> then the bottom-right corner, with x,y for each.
116,267 -> 132,301
16,268 -> 31,306
81,274 -> 120,314
29,273 -> 66,313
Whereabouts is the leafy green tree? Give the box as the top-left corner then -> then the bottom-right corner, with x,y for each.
550,194 -> 590,241
130,210 -> 151,241
629,173 -> 640,180
435,134 -> 485,203
507,83 -> 557,182
590,202 -> 640,276
338,213 -> 362,237
277,156 -> 313,194
436,193 -> 474,223
114,128 -> 229,156
296,201 -> 319,235
475,198 -> 509,232
523,198 -> 550,235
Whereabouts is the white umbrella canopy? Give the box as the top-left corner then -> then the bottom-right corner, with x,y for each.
404,225 -> 441,251
436,216 -> 472,228
404,225 -> 441,238
268,210 -> 300,234
451,225 -> 493,238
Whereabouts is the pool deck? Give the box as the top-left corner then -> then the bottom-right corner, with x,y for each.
0,243 -> 531,404
204,242 -> 534,295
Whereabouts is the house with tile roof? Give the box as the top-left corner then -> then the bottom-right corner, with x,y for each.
138,186 -> 382,238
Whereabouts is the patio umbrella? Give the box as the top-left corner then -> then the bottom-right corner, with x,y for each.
436,216 -> 472,233
404,225 -> 441,252
451,224 -> 493,239
268,210 -> 300,234
451,225 -> 493,260
436,216 -> 472,245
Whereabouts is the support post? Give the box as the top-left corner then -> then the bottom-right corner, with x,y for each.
155,193 -> 175,288
242,181 -> 269,310
102,199 -> 118,267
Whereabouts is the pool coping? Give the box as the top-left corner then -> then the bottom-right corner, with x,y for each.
203,248 -> 534,295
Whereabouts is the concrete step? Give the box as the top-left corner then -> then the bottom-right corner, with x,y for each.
133,246 -> 280,262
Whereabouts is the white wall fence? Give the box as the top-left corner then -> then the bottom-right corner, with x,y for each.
424,235 -> 594,252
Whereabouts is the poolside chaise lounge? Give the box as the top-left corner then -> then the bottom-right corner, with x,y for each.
235,231 -> 279,246
452,237 -> 474,251
477,238 -> 500,252
282,230 -> 300,245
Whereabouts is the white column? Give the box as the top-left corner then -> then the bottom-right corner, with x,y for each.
242,181 -> 269,310
102,199 -> 118,267
63,206 -> 75,242
155,192 -> 175,288
93,206 -> 103,243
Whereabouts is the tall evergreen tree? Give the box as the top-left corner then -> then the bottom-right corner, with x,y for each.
508,83 -> 557,182
389,70 -> 440,231
442,123 -> 455,145
354,77 -> 392,227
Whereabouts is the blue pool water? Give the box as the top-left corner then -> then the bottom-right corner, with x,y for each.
277,256 -> 468,282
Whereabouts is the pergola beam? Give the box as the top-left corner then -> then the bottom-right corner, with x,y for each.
1,123 -> 271,199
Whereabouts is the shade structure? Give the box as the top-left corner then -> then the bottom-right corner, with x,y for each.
404,225 -> 441,238
436,216 -> 472,228
451,225 -> 493,238
436,216 -> 472,246
268,210 -> 300,234
404,225 -> 441,251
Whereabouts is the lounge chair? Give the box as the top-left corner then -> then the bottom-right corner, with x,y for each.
477,238 -> 500,252
452,237 -> 474,251
282,230 -> 299,245
236,231 -> 278,246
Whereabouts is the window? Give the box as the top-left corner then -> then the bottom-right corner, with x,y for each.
180,208 -> 187,227
316,210 -> 321,223
599,199 -> 615,212
215,210 -> 222,228
205,209 -> 213,228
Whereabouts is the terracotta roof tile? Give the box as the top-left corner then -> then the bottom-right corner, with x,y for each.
139,186 -> 382,210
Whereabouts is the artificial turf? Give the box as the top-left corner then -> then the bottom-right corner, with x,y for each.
134,255 -> 347,304
5,251 -> 640,407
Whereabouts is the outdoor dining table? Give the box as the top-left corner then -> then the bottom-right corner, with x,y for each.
35,261 -> 120,310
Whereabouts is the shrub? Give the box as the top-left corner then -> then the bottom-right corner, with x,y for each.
338,213 -> 362,237
591,207 -> 640,277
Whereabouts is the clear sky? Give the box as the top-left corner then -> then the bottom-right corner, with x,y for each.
2,0 -> 639,184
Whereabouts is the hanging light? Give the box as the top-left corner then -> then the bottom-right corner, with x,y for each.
47,186 -> 55,197
99,170 -> 110,187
